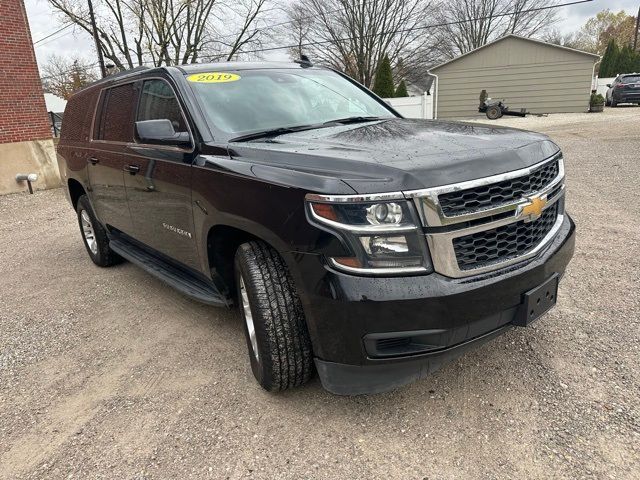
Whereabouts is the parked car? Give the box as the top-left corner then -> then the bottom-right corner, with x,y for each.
605,73 -> 640,107
56,62 -> 575,395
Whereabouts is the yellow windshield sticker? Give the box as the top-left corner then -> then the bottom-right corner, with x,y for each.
187,72 -> 240,83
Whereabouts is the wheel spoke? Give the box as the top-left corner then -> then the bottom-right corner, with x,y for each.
80,210 -> 98,255
239,275 -> 259,362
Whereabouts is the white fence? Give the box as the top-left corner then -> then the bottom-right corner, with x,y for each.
594,77 -> 615,98
384,92 -> 434,119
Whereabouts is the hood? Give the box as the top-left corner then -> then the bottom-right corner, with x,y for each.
221,118 -> 560,194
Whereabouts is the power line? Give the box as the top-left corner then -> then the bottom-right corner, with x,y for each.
38,0 -> 595,73
230,0 -> 595,56
33,23 -> 74,45
34,29 -> 74,48
214,5 -> 345,43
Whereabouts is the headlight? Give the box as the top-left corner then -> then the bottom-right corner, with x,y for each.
366,202 -> 403,224
306,194 -> 433,275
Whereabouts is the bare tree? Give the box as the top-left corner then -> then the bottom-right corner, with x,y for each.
542,28 -> 580,49
48,0 -> 273,70
283,3 -> 313,60
284,0 -> 439,89
433,0 -> 560,58
41,54 -> 99,99
506,0 -> 559,36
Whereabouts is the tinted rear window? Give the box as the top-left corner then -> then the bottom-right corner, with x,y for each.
60,94 -> 88,141
621,76 -> 640,83
95,83 -> 136,142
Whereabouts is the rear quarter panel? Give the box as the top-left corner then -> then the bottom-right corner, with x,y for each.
56,85 -> 102,205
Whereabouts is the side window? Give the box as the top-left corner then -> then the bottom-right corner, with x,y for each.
95,83 -> 136,142
137,79 -> 188,134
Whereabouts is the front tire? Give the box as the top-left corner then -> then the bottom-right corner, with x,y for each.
234,241 -> 313,391
76,195 -> 121,267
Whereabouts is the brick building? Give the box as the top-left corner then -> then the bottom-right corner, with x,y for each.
0,0 -> 60,194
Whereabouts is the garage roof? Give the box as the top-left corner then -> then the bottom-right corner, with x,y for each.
430,34 -> 600,72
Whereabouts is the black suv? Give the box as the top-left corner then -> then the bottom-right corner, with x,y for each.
57,63 -> 575,395
606,73 -> 640,107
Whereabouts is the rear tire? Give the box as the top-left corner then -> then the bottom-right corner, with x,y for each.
611,98 -> 618,107
605,97 -> 611,107
234,241 -> 313,391
76,195 -> 122,267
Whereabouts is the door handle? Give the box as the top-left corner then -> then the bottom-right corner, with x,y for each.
124,164 -> 140,175
87,157 -> 99,165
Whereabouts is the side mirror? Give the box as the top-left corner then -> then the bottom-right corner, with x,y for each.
136,119 -> 190,146
606,84 -> 612,88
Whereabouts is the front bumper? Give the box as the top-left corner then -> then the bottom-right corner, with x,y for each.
291,215 -> 576,395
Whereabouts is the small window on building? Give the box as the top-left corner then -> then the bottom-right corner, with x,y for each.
137,79 -> 187,134
95,83 -> 136,142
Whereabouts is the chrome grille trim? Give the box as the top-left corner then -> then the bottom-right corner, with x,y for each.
405,154 -> 564,227
452,203 -> 559,271
426,212 -> 565,278
403,154 -> 565,278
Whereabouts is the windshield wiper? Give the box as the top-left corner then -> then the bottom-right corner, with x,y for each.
230,117 -> 387,142
230,125 -> 318,142
323,116 -> 386,126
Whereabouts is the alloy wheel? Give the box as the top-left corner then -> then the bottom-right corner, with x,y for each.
239,275 -> 260,362
80,210 -> 98,255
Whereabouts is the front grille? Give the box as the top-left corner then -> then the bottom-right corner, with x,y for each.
453,203 -> 558,271
438,159 -> 559,217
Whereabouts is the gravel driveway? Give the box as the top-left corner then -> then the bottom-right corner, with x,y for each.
1,108 -> 638,479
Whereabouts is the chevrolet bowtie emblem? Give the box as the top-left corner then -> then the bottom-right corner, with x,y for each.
520,196 -> 547,222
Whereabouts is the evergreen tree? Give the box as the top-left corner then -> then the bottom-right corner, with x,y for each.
616,45 -> 631,74
617,45 -> 640,74
395,80 -> 408,97
599,39 -> 619,77
372,55 -> 395,98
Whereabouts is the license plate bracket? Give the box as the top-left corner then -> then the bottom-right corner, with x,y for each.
514,273 -> 559,327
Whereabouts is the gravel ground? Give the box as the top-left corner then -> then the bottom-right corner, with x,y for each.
1,108 -> 639,479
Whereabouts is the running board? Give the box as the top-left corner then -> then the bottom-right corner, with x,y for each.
109,238 -> 229,307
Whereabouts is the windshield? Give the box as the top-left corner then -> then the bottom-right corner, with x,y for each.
186,68 -> 395,137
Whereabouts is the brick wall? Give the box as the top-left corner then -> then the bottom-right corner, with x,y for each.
0,0 -> 52,144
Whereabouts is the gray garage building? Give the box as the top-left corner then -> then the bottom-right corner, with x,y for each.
430,34 -> 600,119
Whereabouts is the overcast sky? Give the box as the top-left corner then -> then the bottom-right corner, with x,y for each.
26,0 -> 639,72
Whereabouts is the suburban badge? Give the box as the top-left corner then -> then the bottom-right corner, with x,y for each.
162,222 -> 192,239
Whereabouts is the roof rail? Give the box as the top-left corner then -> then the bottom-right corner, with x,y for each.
85,65 -> 152,89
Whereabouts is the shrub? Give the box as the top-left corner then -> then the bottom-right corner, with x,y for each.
590,93 -> 605,106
